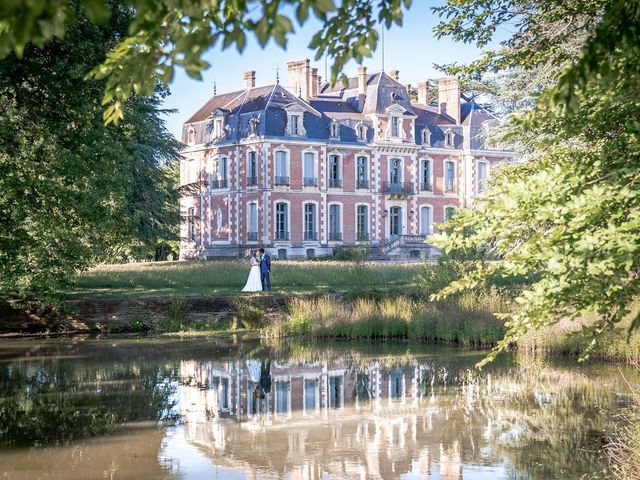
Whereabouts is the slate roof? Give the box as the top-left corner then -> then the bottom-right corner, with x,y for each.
183,75 -> 502,150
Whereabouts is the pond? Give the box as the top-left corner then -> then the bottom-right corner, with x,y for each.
0,335 -> 636,479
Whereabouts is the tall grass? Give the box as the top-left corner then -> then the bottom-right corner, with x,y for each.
69,260 -> 420,298
519,299 -> 640,364
608,364 -> 640,480
265,288 -> 510,346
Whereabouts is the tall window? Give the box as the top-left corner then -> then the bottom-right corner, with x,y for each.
356,156 -> 368,189
477,161 -> 488,193
304,203 -> 317,240
248,203 -> 258,241
219,157 -> 228,187
275,202 -> 288,240
187,207 -> 196,241
390,159 -> 401,184
290,114 -> 299,135
329,204 -> 341,241
389,206 -> 402,239
390,116 -> 399,137
247,151 -> 258,186
187,126 -> 195,144
303,152 -> 316,186
420,159 -> 432,191
356,205 -> 368,241
328,155 -> 341,188
445,161 -> 455,192
275,151 -> 288,185
420,206 -> 431,235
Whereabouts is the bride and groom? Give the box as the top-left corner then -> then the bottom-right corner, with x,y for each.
241,248 -> 271,292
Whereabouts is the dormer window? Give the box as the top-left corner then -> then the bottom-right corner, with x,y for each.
187,126 -> 195,144
248,117 -> 259,136
214,117 -> 224,139
284,104 -> 306,137
390,116 -> 399,137
421,128 -> 431,145
356,123 -> 367,141
445,129 -> 455,148
329,121 -> 339,139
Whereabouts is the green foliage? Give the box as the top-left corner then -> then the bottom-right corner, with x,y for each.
0,4 -> 180,305
0,0 -> 412,124
432,0 -> 640,367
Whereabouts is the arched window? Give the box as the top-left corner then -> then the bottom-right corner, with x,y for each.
445,129 -> 455,147
444,160 -> 456,193
329,121 -> 339,139
187,126 -> 195,144
421,128 -> 430,145
357,123 -> 367,141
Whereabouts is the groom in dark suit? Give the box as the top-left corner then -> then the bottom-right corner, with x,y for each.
258,248 -> 271,291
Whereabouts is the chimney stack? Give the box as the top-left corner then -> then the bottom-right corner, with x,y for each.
310,67 -> 319,98
390,69 -> 399,81
244,70 -> 256,89
438,77 -> 461,124
418,81 -> 429,105
358,66 -> 367,111
287,59 -> 313,101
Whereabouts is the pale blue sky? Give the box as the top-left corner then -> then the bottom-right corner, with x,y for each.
160,1 -> 508,140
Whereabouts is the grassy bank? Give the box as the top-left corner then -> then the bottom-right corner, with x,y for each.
66,260 -> 420,299
263,290 -> 511,347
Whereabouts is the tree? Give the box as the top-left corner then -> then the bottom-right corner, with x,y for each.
430,0 -> 640,365
0,3 -> 180,304
0,0 -> 412,124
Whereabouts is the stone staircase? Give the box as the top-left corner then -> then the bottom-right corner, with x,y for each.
370,235 -> 438,261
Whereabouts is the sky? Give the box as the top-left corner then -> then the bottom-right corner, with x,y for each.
160,1 -> 509,140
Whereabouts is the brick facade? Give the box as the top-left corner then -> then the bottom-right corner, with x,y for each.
180,60 -> 512,259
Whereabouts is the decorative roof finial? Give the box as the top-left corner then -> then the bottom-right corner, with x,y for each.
276,66 -> 280,85
213,81 -> 217,96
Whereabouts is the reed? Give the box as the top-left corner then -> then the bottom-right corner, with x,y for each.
264,292 -> 508,346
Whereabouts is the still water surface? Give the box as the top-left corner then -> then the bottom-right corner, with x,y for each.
0,335 -> 636,479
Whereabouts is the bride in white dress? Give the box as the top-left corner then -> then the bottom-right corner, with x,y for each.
241,250 -> 263,292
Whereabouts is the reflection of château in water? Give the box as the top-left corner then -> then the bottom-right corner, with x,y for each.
178,358 -> 464,480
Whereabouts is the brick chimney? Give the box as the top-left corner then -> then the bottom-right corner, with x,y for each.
287,59 -> 314,101
244,70 -> 255,89
390,69 -> 399,81
438,77 -> 461,124
310,67 -> 319,98
358,66 -> 367,111
417,81 -> 429,105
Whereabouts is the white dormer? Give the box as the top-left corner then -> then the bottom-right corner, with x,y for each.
210,108 -> 228,140
248,116 -> 259,137
284,103 -> 307,137
329,120 -> 339,139
384,104 -> 415,141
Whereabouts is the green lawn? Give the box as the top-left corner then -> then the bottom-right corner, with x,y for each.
65,260 -> 422,299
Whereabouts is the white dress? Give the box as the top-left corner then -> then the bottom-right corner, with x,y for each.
241,257 -> 263,292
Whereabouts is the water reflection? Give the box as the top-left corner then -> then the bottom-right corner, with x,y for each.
0,337 -> 635,480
